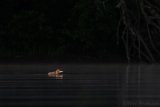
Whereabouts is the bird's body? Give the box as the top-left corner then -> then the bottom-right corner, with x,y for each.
48,68 -> 63,77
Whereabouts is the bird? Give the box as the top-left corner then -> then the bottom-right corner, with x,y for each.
48,68 -> 63,77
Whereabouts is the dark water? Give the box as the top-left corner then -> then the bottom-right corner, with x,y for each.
0,63 -> 160,107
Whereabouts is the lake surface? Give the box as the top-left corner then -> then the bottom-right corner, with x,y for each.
0,63 -> 160,107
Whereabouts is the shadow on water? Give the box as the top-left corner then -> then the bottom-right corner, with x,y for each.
120,64 -> 160,107
0,63 -> 160,107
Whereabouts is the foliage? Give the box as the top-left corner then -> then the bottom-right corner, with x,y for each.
64,0 -> 122,59
0,0 -> 124,61
117,0 -> 160,62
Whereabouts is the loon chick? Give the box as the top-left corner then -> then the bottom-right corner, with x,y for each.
48,68 -> 63,77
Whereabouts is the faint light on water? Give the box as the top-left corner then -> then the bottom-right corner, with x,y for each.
48,74 -> 63,79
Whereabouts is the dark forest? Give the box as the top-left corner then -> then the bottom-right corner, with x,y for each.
1,0 -> 160,63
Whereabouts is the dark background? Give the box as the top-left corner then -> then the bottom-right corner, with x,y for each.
0,0 -> 144,62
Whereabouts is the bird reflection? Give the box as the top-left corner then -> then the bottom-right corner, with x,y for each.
48,68 -> 63,79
